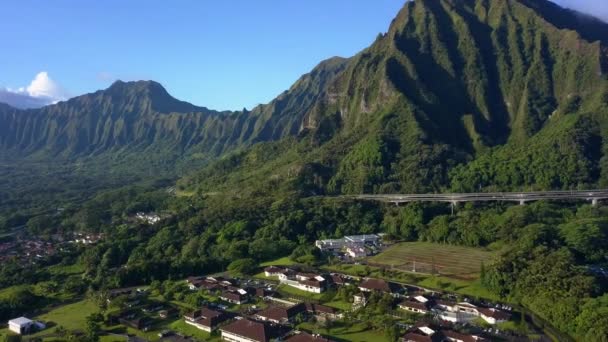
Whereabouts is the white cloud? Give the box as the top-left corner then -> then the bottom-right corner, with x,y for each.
0,72 -> 69,109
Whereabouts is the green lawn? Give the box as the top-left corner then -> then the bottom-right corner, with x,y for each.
253,272 -> 279,282
324,300 -> 352,311
170,320 -> 220,341
34,299 -> 100,331
370,242 -> 496,279
47,263 -> 85,276
418,276 -> 500,301
277,284 -> 325,301
298,322 -> 389,342
260,256 -> 296,267
0,284 -> 30,298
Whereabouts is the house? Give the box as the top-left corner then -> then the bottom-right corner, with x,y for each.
358,278 -> 401,295
8,317 -> 44,335
255,304 -> 305,324
297,278 -> 326,293
135,212 -> 161,224
254,287 -> 270,298
305,303 -> 343,320
402,325 -> 442,342
345,245 -> 367,258
329,274 -> 348,286
315,234 -> 381,252
315,239 -> 348,252
398,299 -> 430,314
119,316 -> 151,330
184,307 -> 229,332
159,308 -> 178,319
220,290 -> 249,304
433,301 -> 509,325
442,330 -> 486,342
353,292 -> 370,307
220,318 -> 281,342
264,266 -> 285,277
269,268 -> 327,293
478,307 -> 511,324
186,276 -> 205,290
286,331 -> 333,342
344,234 -> 381,244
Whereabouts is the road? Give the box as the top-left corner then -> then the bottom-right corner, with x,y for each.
343,189 -> 608,206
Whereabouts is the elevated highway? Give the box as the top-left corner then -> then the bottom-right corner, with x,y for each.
343,189 -> 608,207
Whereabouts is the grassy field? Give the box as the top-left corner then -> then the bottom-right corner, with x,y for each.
47,263 -> 85,276
370,242 -> 495,279
324,300 -> 352,311
34,299 -> 100,331
276,284 -> 325,301
298,322 -> 389,342
260,256 -> 296,267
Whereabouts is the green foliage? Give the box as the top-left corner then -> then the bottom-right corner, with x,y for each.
227,258 -> 257,275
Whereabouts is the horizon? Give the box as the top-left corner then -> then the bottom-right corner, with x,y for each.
0,0 -> 606,111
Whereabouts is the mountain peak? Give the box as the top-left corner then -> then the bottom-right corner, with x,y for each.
107,79 -> 167,96
97,79 -> 201,114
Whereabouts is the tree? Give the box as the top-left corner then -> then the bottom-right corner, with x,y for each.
84,314 -> 101,342
227,258 -> 257,275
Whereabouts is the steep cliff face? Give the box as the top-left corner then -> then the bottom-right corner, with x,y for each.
0,58 -> 348,160
1,0 -> 607,193
183,0 -> 608,195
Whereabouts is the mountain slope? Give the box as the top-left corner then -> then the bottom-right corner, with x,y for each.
0,58 -> 348,163
1,0 -> 607,194
183,0 -> 608,197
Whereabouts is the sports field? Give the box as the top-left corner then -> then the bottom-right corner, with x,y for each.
369,242 -> 495,279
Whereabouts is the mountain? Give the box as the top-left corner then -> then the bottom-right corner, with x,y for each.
182,0 -> 608,196
0,58 -> 348,164
1,0 -> 607,194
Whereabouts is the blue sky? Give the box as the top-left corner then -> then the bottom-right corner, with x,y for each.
0,1 -> 405,110
1,1 -> 605,110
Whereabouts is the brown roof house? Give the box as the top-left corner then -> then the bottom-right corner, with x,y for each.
358,278 -> 402,296
305,303 -> 344,320
286,331 -> 333,342
184,307 -> 229,332
220,318 -> 284,342
220,289 -> 249,305
255,303 -> 306,324
398,299 -> 431,315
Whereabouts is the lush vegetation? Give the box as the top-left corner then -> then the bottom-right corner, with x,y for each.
1,0 -> 607,341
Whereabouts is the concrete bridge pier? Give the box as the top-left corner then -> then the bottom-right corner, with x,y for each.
519,199 -> 526,206
591,198 -> 599,206
450,200 -> 459,215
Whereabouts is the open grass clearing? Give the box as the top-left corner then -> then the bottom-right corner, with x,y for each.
370,242 -> 496,279
33,299 -> 100,332
260,256 -> 297,267
276,284 -> 325,301
298,322 -> 389,342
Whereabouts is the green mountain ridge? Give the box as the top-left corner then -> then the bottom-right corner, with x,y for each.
0,58 -> 348,163
182,0 -> 608,196
1,0 -> 607,195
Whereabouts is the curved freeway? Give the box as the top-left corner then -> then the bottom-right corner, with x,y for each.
343,189 -> 608,206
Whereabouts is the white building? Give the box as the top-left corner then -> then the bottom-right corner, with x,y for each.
345,234 -> 380,244
8,317 -> 44,335
315,234 -> 381,252
315,239 -> 347,252
345,245 -> 367,258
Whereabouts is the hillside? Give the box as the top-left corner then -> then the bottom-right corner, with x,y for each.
0,59 -> 348,164
183,0 -> 608,196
